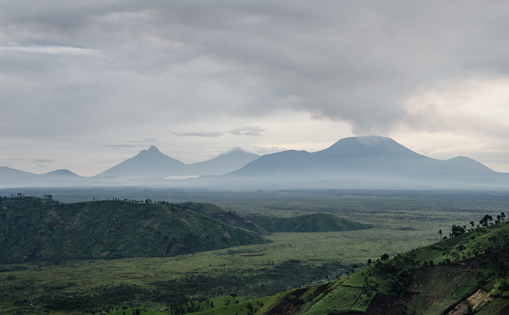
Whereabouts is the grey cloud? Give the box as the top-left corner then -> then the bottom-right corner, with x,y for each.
37,164 -> 46,168
94,160 -> 120,164
251,145 -> 285,155
1,0 -> 509,140
129,138 -> 159,144
229,126 -> 264,136
33,159 -> 54,163
103,144 -> 143,148
174,132 -> 223,137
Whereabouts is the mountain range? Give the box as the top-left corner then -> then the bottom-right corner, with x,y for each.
1,136 -> 508,189
96,146 -> 260,178
209,136 -> 508,189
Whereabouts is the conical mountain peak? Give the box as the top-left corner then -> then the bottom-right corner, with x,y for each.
147,145 -> 160,153
318,136 -> 424,159
97,146 -> 185,178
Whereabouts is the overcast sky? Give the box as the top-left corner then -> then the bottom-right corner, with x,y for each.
1,0 -> 509,176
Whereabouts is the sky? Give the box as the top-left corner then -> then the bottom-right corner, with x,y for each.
1,0 -> 509,177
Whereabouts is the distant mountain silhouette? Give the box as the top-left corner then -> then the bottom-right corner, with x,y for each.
218,136 -> 508,189
0,166 -> 87,188
186,149 -> 260,176
44,169 -> 80,177
96,146 -> 259,178
0,166 -> 39,186
96,146 -> 187,178
1,137 -> 508,190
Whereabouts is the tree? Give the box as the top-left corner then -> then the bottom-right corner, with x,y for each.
450,225 -> 465,237
480,214 -> 493,227
381,253 -> 389,262
438,229 -> 442,240
366,259 -> 372,267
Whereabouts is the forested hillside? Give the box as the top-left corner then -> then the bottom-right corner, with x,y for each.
0,196 -> 268,263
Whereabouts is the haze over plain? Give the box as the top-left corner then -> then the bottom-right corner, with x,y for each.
1,1 -> 509,176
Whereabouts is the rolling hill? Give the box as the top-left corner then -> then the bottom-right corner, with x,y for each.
245,213 -> 371,233
177,202 -> 270,235
0,196 -> 268,263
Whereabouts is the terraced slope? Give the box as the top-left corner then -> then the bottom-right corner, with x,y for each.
195,216 -> 509,315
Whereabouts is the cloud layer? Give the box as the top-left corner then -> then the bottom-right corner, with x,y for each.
1,1 -> 509,175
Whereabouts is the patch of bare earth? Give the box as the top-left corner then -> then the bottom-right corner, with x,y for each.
265,288 -> 309,315
446,289 -> 493,315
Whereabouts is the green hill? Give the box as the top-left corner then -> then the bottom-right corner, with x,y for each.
245,213 -> 371,233
0,196 -> 268,263
192,214 -> 509,315
178,202 -> 270,235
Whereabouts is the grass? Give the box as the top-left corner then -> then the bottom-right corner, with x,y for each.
421,296 -> 462,315
306,285 -> 363,314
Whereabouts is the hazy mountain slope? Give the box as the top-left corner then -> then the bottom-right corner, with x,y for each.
221,136 -> 508,189
0,166 -> 40,185
0,196 -> 268,263
43,169 -> 80,177
197,216 -> 509,315
186,149 -> 260,175
0,167 -> 88,188
229,150 -> 312,176
246,213 -> 371,233
2,137 -> 508,189
96,145 -> 187,178
96,147 -> 259,178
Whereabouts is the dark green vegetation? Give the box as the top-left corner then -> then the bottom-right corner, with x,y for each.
191,215 -> 509,315
179,202 -> 270,235
0,196 -> 268,263
0,253 -> 351,314
245,213 -> 371,233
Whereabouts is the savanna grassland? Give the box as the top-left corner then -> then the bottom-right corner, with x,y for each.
1,188 -> 508,314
